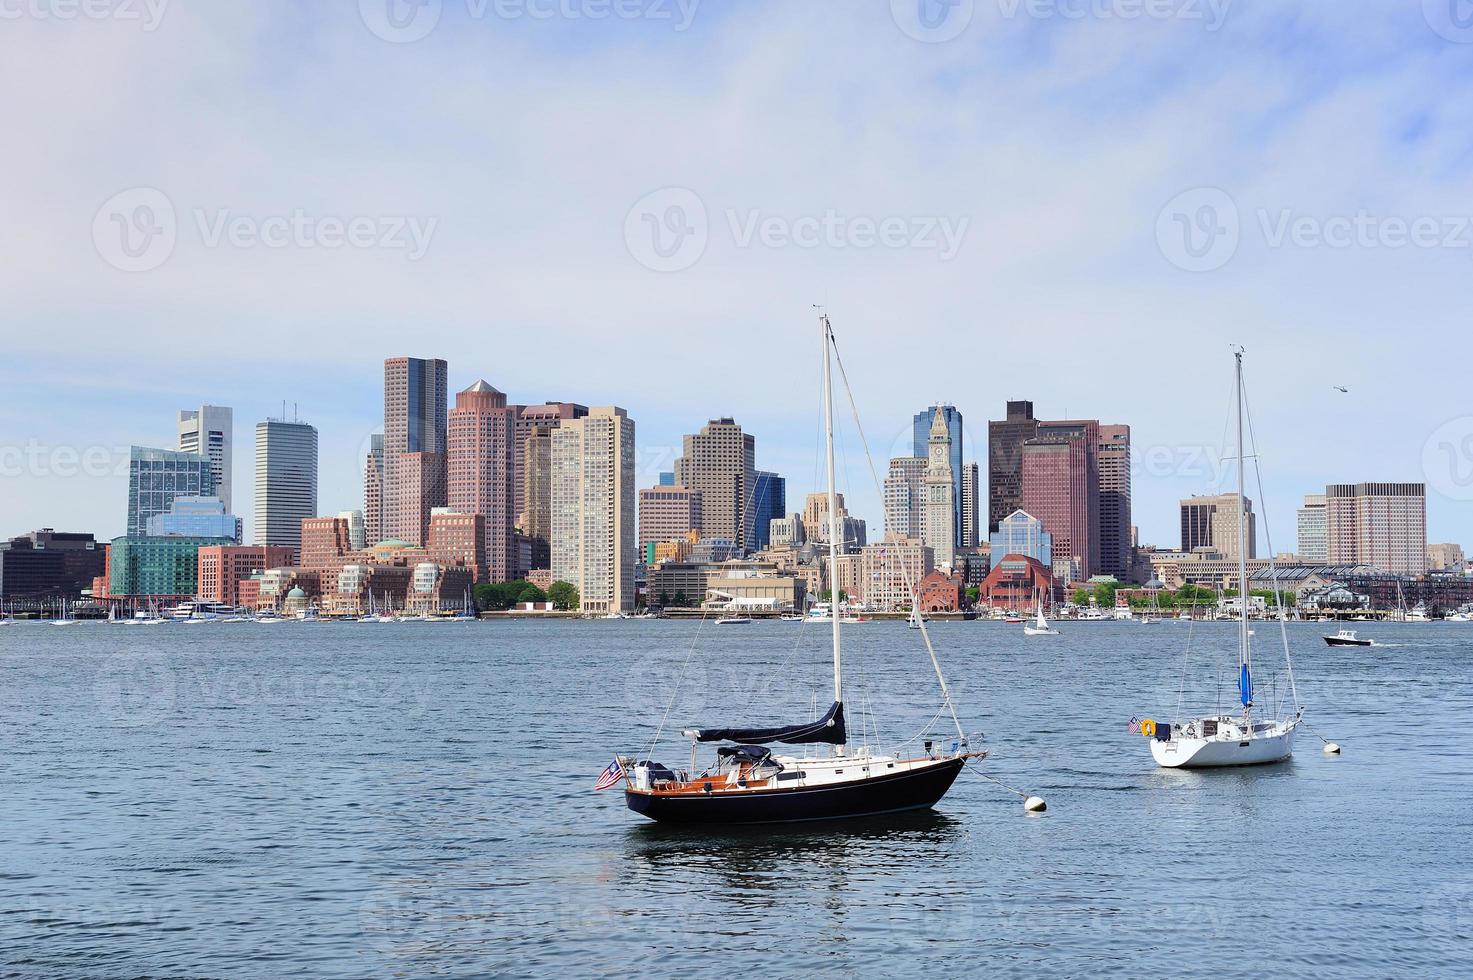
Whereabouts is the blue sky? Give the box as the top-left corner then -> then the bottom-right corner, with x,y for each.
3,1 -> 1473,553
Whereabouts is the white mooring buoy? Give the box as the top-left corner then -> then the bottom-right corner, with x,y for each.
1024,796 -> 1047,813
1323,742 -> 1341,755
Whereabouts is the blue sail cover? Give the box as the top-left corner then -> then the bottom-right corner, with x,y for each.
691,701 -> 846,745
1239,664 -> 1253,706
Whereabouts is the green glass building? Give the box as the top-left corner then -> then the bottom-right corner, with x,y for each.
109,535 -> 234,598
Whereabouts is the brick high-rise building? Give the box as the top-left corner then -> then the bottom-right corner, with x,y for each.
988,400 -> 1038,534
1020,420 -> 1099,580
639,485 -> 703,553
300,516 -> 355,574
675,418 -> 758,553
447,380 -> 517,582
1097,424 -> 1131,580
512,402 -> 588,523
1326,482 -> 1427,575
378,357 -> 448,546
363,434 -> 384,546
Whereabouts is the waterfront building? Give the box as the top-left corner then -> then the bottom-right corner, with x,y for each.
178,405 -> 233,512
379,357 -> 449,546
300,516 -> 355,573
923,408 -> 957,569
860,538 -> 934,611
1148,548 -> 1271,592
109,534 -> 233,598
1097,424 -> 1132,580
688,538 -> 742,564
197,545 -> 295,607
1297,493 -> 1329,564
1021,420 -> 1099,580
447,381 -> 517,582
978,554 -> 1053,610
916,569 -> 965,613
883,457 -> 926,541
126,447 -> 216,538
324,563 -> 413,616
254,418 -> 318,559
0,530 -> 105,601
674,418 -> 758,553
146,496 -> 242,542
989,509 -> 1052,568
913,405 -> 964,546
339,510 -> 365,551
426,510 -> 488,582
550,407 -> 636,613
751,471 -> 785,551
639,485 -> 703,553
405,562 -> 476,614
1179,493 -> 1257,561
960,463 -> 980,549
1325,482 -> 1428,575
988,400 -> 1038,534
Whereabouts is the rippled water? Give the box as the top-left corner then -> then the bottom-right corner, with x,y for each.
2,619 -> 1470,976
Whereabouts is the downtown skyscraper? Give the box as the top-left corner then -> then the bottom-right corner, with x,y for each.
913,404 -> 963,547
374,356 -> 448,547
674,417 -> 757,552
447,380 -> 517,582
178,405 -> 233,513
550,407 -> 636,613
254,417 -> 318,560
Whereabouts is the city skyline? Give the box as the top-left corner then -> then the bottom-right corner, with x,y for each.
0,358 -> 1465,563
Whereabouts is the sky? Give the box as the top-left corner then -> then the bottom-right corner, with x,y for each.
3,1 -> 1473,554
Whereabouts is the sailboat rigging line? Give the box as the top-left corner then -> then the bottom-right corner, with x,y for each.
827,332 -> 966,744
1240,375 -> 1301,712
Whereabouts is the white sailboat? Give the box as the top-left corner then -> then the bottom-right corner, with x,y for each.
1138,349 -> 1301,768
1022,590 -> 1059,636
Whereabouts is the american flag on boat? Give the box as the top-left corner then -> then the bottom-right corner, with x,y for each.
594,757 -> 625,791
1127,717 -> 1141,735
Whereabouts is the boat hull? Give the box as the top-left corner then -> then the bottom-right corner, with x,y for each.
1151,726 -> 1295,768
625,758 -> 965,824
1324,636 -> 1372,647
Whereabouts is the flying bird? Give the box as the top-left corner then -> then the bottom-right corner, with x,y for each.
1333,386 -> 1350,393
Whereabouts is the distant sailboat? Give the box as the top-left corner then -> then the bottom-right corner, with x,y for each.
1023,590 -> 1059,636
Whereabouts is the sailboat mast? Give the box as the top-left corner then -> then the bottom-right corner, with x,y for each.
820,314 -> 843,712
1234,349 -> 1251,719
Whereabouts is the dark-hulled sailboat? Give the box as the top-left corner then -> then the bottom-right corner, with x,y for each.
613,313 -> 983,825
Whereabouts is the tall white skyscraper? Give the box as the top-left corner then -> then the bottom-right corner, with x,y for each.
923,407 -> 956,569
550,407 -> 635,613
255,418 -> 319,559
1297,493 -> 1329,564
178,405 -> 233,512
